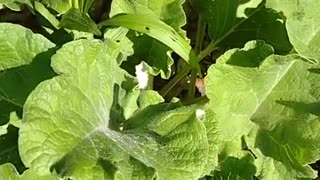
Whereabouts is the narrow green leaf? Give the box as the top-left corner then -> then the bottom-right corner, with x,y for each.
109,0 -> 188,78
99,14 -> 198,69
34,1 -> 60,29
59,8 -> 101,36
0,0 -> 21,11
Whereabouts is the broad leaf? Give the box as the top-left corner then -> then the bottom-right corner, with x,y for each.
189,0 -> 263,44
0,23 -> 55,70
206,40 -> 320,178
0,23 -> 56,173
19,39 -> 212,179
266,0 -> 320,61
59,8 -> 101,36
221,7 -> 293,55
206,41 -> 274,140
109,0 -> 188,78
201,108 -> 220,176
0,163 -> 58,180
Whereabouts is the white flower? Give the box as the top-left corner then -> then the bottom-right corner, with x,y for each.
196,109 -> 206,120
135,63 -> 149,89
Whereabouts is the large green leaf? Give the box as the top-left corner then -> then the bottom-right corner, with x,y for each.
249,137 -> 307,180
221,7 -> 292,55
205,40 -> 320,178
0,23 -> 56,174
109,0 -> 188,78
0,23 -> 55,70
0,163 -> 59,180
266,0 -> 320,61
19,39 -> 213,179
189,0 -> 263,44
206,41 -> 274,140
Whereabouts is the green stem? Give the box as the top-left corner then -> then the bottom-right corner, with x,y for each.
184,96 -> 209,106
159,66 -> 191,97
194,16 -> 206,54
187,69 -> 197,101
160,4 -> 263,99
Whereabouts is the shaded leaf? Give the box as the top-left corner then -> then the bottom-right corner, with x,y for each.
221,7 -> 292,55
189,0 -> 263,43
59,8 -> 101,36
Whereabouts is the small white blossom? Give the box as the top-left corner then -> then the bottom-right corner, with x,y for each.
135,63 -> 149,89
196,109 -> 206,120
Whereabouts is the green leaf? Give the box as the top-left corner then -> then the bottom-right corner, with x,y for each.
213,153 -> 256,180
205,40 -> 320,178
78,0 -> 94,13
59,8 -> 101,36
0,163 -> 59,180
205,40 -> 274,140
189,0 -> 263,44
0,23 -> 56,108
38,0 -> 71,14
251,144 -> 306,180
0,102 -> 24,173
0,23 -> 55,70
100,14 -> 197,70
0,23 -> 56,174
34,1 -> 60,29
137,90 -> 164,109
221,7 -> 293,55
0,125 -> 25,173
201,108 -> 220,176
104,27 -> 134,64
19,39 -> 211,179
266,0 -> 320,61
0,0 -> 21,11
109,0 -> 188,78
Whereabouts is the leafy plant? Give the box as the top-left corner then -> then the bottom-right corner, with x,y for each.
0,0 -> 320,179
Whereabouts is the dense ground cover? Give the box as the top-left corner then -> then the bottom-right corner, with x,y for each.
1,0 -> 320,179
